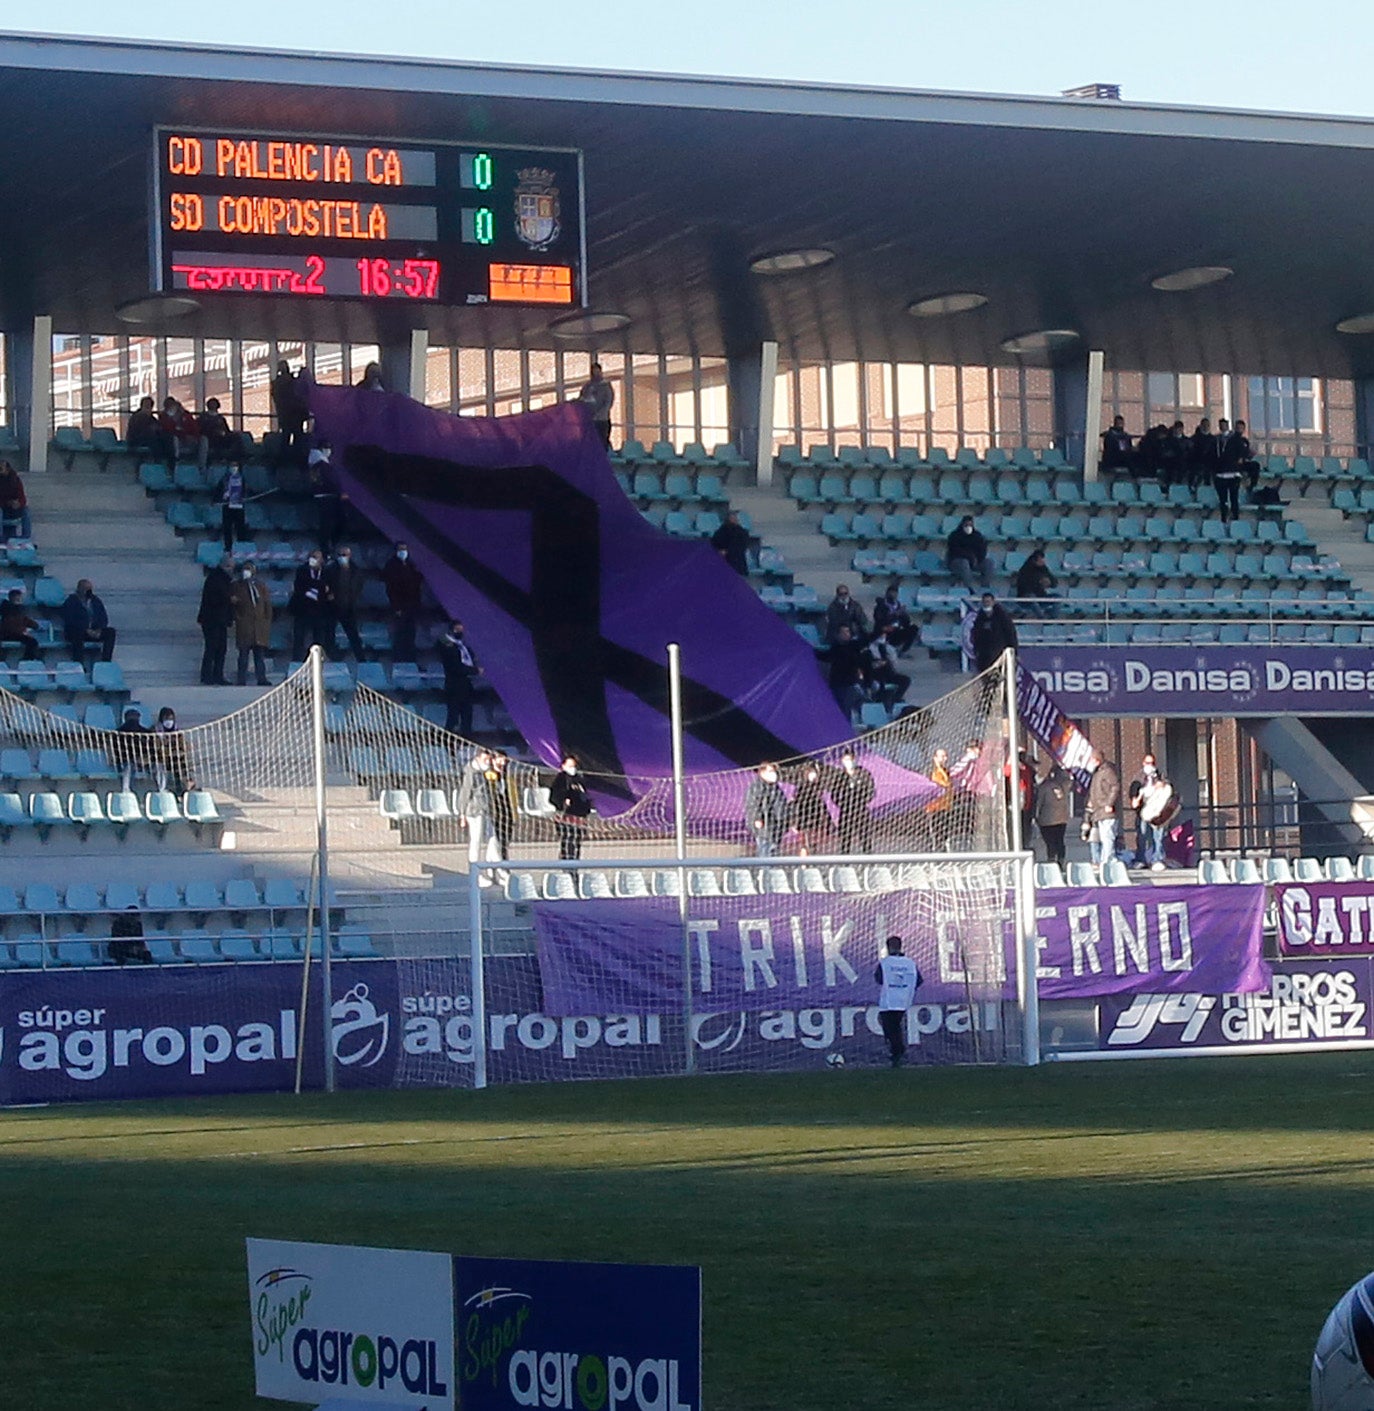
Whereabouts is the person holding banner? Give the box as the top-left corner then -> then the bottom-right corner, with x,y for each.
1083,757 -> 1121,868
875,935 -> 922,1068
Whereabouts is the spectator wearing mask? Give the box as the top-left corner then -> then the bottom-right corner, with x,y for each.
290,551 -> 331,660
437,621 -> 483,736
947,515 -> 992,590
485,752 -> 517,866
215,464 -> 248,552
817,624 -> 868,720
824,583 -> 869,644
0,460 -> 31,541
231,562 -> 272,686
1101,415 -> 1134,471
1083,757 -> 1121,867
151,706 -> 189,793
970,592 -> 1017,673
790,762 -> 832,857
197,398 -> 239,467
1157,421 -> 1188,486
115,706 -> 151,793
872,584 -> 917,653
744,762 -> 791,858
196,553 -> 234,685
1129,753 -> 1176,871
1013,548 -> 1057,602
271,361 -> 307,464
1188,418 -> 1217,493
383,542 -> 424,663
160,397 -> 205,464
325,547 -> 365,660
62,579 -> 116,663
865,625 -> 910,712
710,510 -> 751,576
308,442 -> 346,552
577,363 -> 615,447
456,749 -> 494,878
834,748 -> 876,854
0,587 -> 41,660
1034,764 -> 1071,867
549,754 -> 594,861
127,396 -> 175,467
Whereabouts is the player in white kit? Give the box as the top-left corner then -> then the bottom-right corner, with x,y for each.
875,935 -> 922,1068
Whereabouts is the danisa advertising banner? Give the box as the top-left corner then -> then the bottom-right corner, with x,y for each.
1019,644 -> 1374,716
247,1238 -> 456,1409
1275,881 -> 1374,956
1094,959 -> 1374,1052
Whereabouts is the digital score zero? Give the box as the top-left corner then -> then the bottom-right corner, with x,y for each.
152,129 -> 585,307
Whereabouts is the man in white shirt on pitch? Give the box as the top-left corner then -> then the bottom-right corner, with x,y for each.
875,935 -> 922,1068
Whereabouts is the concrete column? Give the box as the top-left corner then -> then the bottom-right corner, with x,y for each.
1053,358 -> 1087,472
26,315 -> 52,474
1163,718 -> 1200,816
376,337 -> 416,398
727,342 -> 776,483
1353,377 -> 1374,459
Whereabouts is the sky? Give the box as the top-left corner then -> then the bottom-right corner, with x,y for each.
11,0 -> 1374,118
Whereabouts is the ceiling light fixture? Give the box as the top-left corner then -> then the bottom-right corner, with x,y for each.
748,248 -> 836,276
1000,328 -> 1081,355
547,310 -> 632,337
907,292 -> 988,318
114,293 -> 201,325
1150,266 -> 1234,292
1336,313 -> 1374,335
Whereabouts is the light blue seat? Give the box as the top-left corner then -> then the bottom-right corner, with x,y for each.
224,879 -> 261,910
180,934 -> 219,963
74,748 -> 118,781
84,704 -> 118,731
138,462 -> 172,492
1102,858 -> 1133,886
145,790 -> 182,826
415,788 -> 452,820
29,792 -> 70,831
24,883 -> 61,912
183,791 -> 221,826
789,473 -> 819,504
63,882 -> 102,915
0,748 -> 32,781
264,878 -> 305,909
55,941 -> 98,967
104,791 -> 143,826
144,881 -> 183,911
183,880 -> 224,911
219,933 -> 260,961
380,789 -> 414,822
38,748 -> 80,780
91,661 -> 127,693
335,927 -> 377,958
66,792 -> 106,830
849,474 -> 879,504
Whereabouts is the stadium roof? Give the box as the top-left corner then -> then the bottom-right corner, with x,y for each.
6,30 -> 1374,376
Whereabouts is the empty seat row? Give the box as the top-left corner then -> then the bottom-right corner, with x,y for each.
0,875 -> 319,915
0,926 -> 376,969
616,469 -> 730,505
0,789 -> 220,833
504,862 -> 939,903
0,660 -> 128,695
612,440 -> 748,472
779,443 -> 1070,474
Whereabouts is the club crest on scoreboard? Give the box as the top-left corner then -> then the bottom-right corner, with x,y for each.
514,168 -> 561,251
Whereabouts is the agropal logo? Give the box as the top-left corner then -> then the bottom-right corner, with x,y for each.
330,984 -> 389,1067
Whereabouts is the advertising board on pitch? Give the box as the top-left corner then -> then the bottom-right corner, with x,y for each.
246,1238 -> 456,1409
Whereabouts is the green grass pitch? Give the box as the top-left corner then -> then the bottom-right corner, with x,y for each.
4,1053 -> 1373,1410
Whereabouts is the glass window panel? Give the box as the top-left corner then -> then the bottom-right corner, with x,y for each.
0,333 -> 7,427
457,348 -> 488,415
164,337 -> 199,413
699,357 -> 729,450
240,340 -> 275,438
310,343 -> 347,386
423,346 -> 453,409
593,352 -> 625,443
526,350 -> 556,411
772,368 -> 793,453
829,361 -> 861,438
51,333 -> 84,430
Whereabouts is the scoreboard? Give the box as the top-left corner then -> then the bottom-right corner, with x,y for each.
152,129 -> 585,308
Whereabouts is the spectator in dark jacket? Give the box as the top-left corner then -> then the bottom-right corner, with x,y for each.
817,625 -> 868,719
0,588 -> 41,660
549,754 -> 594,861
834,748 -> 877,854
62,579 -> 116,662
970,592 -> 1017,672
872,583 -> 917,653
824,584 -> 869,644
1188,418 -> 1217,492
108,905 -> 153,965
947,515 -> 992,589
382,542 -> 424,662
197,397 -> 240,466
271,361 -> 307,464
325,547 -> 365,660
160,397 -> 205,464
710,510 -> 751,576
1034,764 -> 1071,866
127,396 -> 175,467
289,551 -> 331,659
215,465 -> 247,551
196,554 -> 234,685
744,762 -> 791,857
0,460 -> 31,541
1013,549 -> 1057,601
1157,421 -> 1188,485
1101,415 -> 1133,471
1083,758 -> 1122,867
436,621 -> 482,736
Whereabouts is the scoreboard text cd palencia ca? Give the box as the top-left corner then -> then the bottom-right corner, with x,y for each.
153,129 -> 585,308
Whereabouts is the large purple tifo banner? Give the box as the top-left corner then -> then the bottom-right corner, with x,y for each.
1020,644 -> 1374,716
308,385 -> 851,787
535,883 -> 1269,1015
1275,880 -> 1374,956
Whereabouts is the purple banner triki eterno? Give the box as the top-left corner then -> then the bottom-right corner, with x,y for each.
307,385 -> 852,782
534,884 -> 1269,1016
